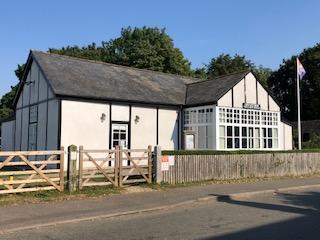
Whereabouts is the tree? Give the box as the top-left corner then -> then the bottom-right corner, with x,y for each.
205,54 -> 271,86
0,64 -> 24,121
50,27 -> 193,76
268,43 -> 320,121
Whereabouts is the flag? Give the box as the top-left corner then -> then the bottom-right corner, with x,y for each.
297,58 -> 306,79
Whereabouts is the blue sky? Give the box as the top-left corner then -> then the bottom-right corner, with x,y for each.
1,0 -> 319,96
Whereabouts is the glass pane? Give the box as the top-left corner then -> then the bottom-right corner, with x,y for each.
113,133 -> 119,139
273,139 -> 278,148
268,128 -> 272,137
219,126 -> 225,137
227,138 -> 233,148
227,126 -> 232,136
242,139 -> 247,148
272,128 -> 278,138
120,133 -> 126,140
113,141 -> 119,147
235,138 -> 240,148
219,138 -> 225,149
234,127 -> 240,137
262,128 -> 267,137
268,139 -> 272,148
242,127 -> 247,137
254,128 -> 260,137
254,138 -> 260,148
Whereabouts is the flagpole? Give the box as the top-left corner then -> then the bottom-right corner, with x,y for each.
296,58 -> 302,150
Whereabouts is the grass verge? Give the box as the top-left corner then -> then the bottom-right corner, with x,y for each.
0,186 -> 122,207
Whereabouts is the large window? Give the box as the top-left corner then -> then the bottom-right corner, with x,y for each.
184,107 -> 214,149
219,107 -> 279,150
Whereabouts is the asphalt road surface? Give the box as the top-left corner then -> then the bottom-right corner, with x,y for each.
2,189 -> 320,240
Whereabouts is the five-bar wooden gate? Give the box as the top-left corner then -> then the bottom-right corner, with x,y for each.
0,148 -> 65,194
79,146 -> 152,188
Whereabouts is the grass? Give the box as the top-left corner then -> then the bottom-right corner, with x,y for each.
1,173 -> 320,207
0,185 -> 122,207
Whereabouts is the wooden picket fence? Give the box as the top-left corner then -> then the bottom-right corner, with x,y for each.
0,148 -> 65,194
161,152 -> 320,184
78,146 -> 152,188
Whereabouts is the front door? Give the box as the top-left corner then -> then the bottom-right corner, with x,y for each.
111,123 -> 128,149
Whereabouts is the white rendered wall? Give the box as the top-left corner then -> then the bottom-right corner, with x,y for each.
233,81 -> 245,108
112,105 -> 130,121
1,120 -> 15,151
218,90 -> 232,107
245,73 -> 257,104
130,106 -> 157,149
61,100 -> 110,150
158,109 -> 179,150
257,83 -> 268,110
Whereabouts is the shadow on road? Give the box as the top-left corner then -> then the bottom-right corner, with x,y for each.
201,191 -> 320,240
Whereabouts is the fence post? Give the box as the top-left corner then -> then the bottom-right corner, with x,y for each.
148,145 -> 152,183
114,146 -> 119,187
67,145 -> 78,192
59,146 -> 65,192
153,145 -> 162,183
78,146 -> 84,190
116,146 -> 122,187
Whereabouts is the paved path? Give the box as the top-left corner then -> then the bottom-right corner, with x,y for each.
2,187 -> 320,240
0,176 -> 319,234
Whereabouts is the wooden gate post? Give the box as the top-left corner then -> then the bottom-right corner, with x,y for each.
148,145 -> 152,183
116,146 -> 122,187
59,146 -> 65,192
153,145 -> 162,183
67,145 -> 78,192
114,146 -> 119,187
78,146 -> 84,190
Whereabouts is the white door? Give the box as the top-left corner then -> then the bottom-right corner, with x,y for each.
111,123 -> 128,149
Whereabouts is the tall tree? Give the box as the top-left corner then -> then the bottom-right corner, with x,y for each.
206,53 -> 271,86
50,27 -> 193,76
268,43 -> 320,121
0,64 -> 24,120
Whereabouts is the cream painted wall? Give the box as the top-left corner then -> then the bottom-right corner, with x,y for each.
158,109 -> 178,150
130,106 -> 157,149
283,122 -> 293,150
269,96 -> 280,112
257,83 -> 268,110
233,81 -> 245,108
245,73 -> 257,104
1,120 -> 15,151
112,104 -> 130,121
217,90 -> 232,107
61,100 -> 110,149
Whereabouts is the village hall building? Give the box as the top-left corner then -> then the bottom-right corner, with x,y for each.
1,51 -> 292,153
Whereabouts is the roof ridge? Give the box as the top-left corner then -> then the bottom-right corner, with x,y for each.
186,70 -> 250,86
31,50 -> 201,82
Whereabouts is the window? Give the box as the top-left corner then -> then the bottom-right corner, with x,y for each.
272,128 -> 278,148
254,111 -> 260,125
227,126 -> 233,148
219,126 -> 226,149
254,128 -> 260,148
242,127 -> 247,148
248,127 -> 254,148
241,110 -> 247,124
234,126 -> 240,148
262,128 -> 267,148
219,108 -> 226,123
28,106 -> 38,150
226,109 -> 233,123
184,111 -> 190,125
234,109 -> 240,124
248,111 -> 254,125
262,112 -> 267,125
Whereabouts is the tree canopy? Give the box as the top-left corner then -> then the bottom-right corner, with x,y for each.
49,27 -> 193,76
205,53 -> 271,86
268,43 -> 320,121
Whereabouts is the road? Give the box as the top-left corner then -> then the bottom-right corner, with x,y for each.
2,188 -> 320,240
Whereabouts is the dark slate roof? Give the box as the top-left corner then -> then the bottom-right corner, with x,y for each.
26,51 -> 250,106
185,71 -> 250,106
31,51 -> 196,106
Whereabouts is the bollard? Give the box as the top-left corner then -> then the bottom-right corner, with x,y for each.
67,145 -> 78,192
